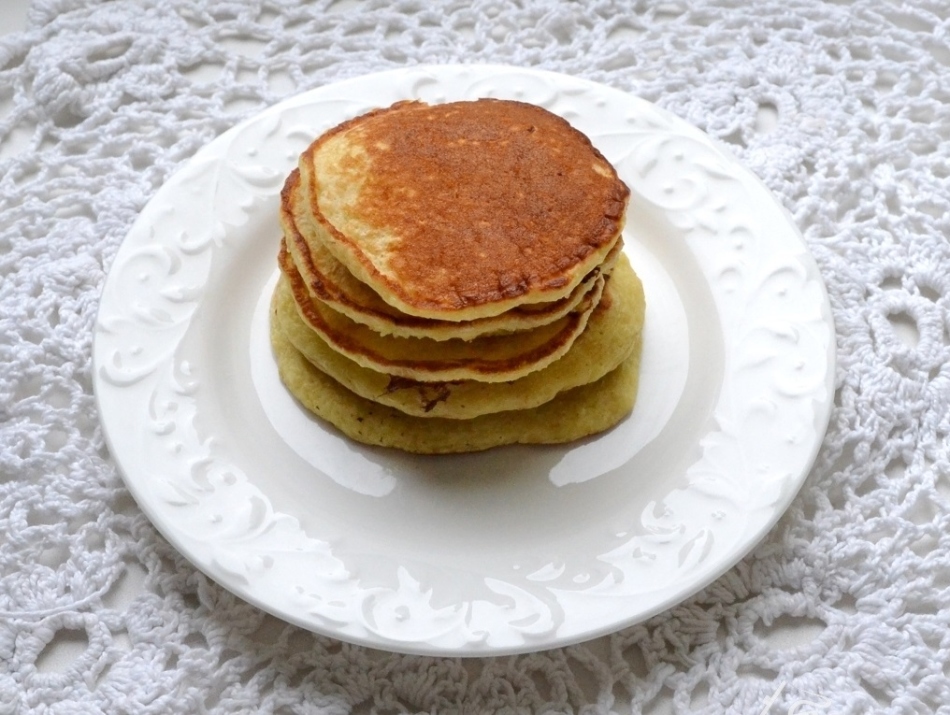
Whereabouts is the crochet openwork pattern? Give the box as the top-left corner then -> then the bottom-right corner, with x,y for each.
2,0 -> 950,712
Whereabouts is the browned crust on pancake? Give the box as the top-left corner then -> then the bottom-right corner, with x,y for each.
301,99 -> 629,316
281,168 -> 616,338
277,241 -> 604,382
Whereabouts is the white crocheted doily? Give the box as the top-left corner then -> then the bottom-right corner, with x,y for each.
3,0 -> 950,712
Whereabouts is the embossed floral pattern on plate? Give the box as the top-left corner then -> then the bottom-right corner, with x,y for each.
93,65 -> 835,656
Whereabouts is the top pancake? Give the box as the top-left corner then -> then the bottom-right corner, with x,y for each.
282,168 -> 621,341
298,99 -> 629,321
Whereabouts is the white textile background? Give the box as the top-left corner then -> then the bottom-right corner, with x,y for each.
2,0 -> 950,713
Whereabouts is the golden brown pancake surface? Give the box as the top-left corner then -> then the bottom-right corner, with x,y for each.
300,99 -> 630,320
281,168 -> 619,341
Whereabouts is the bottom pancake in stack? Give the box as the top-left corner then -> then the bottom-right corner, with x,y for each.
269,241 -> 646,455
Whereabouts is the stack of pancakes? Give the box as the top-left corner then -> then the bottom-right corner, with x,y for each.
270,99 -> 646,454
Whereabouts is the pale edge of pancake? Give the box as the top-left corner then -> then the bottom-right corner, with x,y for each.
270,311 -> 642,455
279,244 -> 608,384
273,254 -> 645,419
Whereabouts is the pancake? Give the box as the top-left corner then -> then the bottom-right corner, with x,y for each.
272,252 -> 645,419
277,241 -> 606,383
282,168 -> 619,341
270,317 -> 641,455
297,99 -> 629,321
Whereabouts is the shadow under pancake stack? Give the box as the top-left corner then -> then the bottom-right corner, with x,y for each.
270,98 -> 646,454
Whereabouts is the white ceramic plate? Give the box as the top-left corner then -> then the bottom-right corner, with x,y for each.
94,65 -> 835,656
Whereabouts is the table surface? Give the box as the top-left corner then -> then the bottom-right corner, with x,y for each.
2,1 -> 949,713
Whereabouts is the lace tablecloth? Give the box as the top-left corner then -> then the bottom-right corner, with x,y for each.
3,1 -> 950,712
